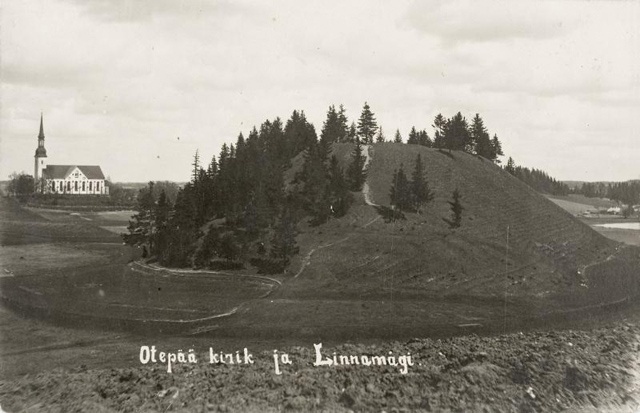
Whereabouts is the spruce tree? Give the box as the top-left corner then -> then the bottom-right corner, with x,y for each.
337,105 -> 350,142
320,105 -> 341,145
285,110 -> 317,158
153,189 -> 172,256
296,142 -> 331,225
376,126 -> 386,143
432,114 -> 446,149
357,102 -> 378,145
348,122 -> 357,143
123,181 -> 156,253
490,134 -> 504,163
191,150 -> 200,183
505,157 -> 516,175
389,164 -> 411,211
394,129 -> 403,143
346,136 -> 367,191
328,155 -> 351,217
407,126 -> 419,144
444,112 -> 471,152
410,154 -> 434,212
270,206 -> 299,261
417,130 -> 432,147
470,114 -> 493,159
444,189 -> 463,229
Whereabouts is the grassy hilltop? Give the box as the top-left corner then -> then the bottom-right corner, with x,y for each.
285,143 -> 620,296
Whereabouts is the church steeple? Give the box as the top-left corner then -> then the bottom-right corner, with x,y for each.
39,113 -> 45,140
34,113 -> 48,188
35,113 -> 47,157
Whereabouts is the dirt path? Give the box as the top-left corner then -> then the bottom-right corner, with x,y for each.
293,236 -> 351,278
362,145 -> 378,207
294,146 -> 380,279
132,261 -> 282,286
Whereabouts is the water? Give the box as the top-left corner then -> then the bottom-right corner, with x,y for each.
595,222 -> 640,230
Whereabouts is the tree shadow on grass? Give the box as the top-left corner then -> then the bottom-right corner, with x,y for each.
374,205 -> 406,223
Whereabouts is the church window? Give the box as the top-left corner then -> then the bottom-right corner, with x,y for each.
82,181 -> 85,191
50,181 -> 55,191
75,181 -> 78,191
89,182 -> 92,191
67,181 -> 71,191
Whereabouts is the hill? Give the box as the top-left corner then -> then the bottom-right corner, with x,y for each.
271,143 -> 638,313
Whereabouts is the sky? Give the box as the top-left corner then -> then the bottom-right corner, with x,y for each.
1,0 -> 639,183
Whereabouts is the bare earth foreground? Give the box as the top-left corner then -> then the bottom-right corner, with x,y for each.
2,189 -> 640,411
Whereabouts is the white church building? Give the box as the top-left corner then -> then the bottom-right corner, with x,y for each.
34,115 -> 109,195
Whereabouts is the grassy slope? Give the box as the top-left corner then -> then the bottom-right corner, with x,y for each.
281,143 -> 634,306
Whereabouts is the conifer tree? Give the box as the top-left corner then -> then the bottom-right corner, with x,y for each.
348,122 -> 357,143
505,157 -> 516,175
407,126 -> 419,144
295,142 -> 331,225
357,102 -> 378,145
444,112 -> 471,152
376,126 -> 386,143
444,189 -> 463,229
153,189 -> 172,254
191,150 -> 200,183
432,114 -> 446,149
320,105 -> 341,145
470,114 -> 493,159
490,134 -> 504,163
410,154 -> 434,212
270,206 -> 299,261
389,164 -> 411,211
337,105 -> 350,142
394,129 -> 403,143
327,155 -> 351,217
123,181 -> 156,253
285,110 -> 317,158
346,136 -> 367,191
417,130 -> 432,147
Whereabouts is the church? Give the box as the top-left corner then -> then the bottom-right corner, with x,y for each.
34,115 -> 109,195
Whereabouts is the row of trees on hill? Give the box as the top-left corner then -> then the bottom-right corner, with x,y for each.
320,104 -> 505,164
504,157 -> 571,196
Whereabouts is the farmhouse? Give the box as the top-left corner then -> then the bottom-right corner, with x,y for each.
34,114 -> 109,195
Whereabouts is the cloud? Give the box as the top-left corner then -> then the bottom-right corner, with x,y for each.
404,0 -> 571,43
63,0 -> 256,22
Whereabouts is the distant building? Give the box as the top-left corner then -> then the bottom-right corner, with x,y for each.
34,114 -> 109,195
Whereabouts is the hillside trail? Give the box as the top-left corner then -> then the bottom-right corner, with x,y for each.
362,144 -> 378,207
294,145 -> 380,279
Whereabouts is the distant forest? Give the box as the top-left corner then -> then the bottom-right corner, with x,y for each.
573,181 -> 640,206
503,157 -> 571,196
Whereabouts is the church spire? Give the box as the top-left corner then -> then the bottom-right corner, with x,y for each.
35,113 -> 47,158
39,112 -> 45,139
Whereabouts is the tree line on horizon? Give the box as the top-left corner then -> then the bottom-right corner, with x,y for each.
504,157 -> 572,196
320,103 -> 505,164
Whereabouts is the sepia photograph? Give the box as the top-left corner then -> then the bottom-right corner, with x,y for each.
1,0 -> 640,411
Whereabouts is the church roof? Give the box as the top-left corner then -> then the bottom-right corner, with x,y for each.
43,165 -> 106,180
